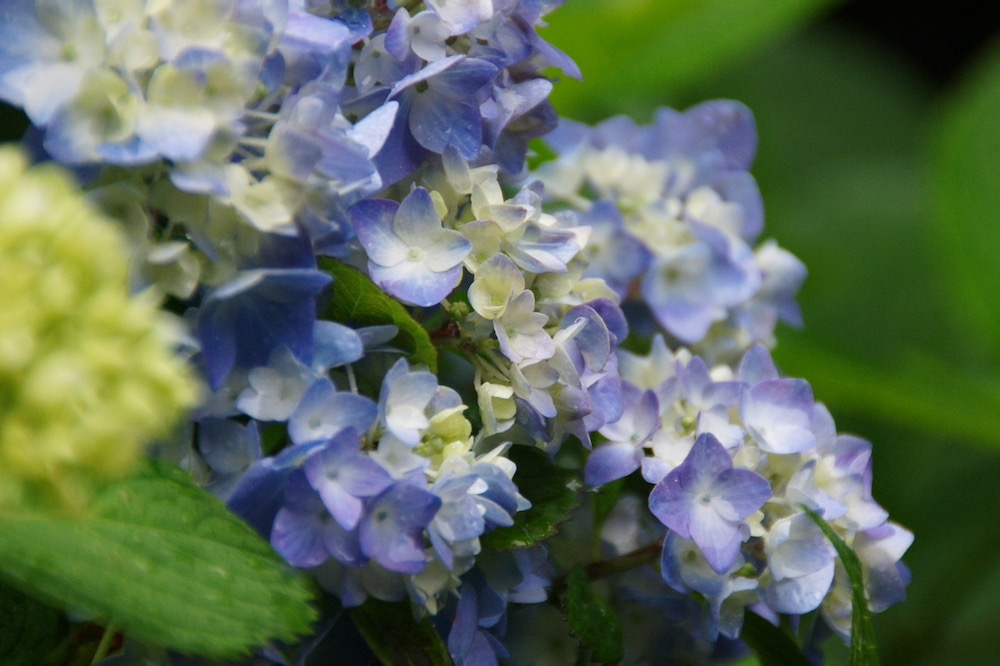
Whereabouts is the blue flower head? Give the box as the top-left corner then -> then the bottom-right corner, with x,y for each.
359,483 -> 442,574
649,433 -> 771,574
352,187 -> 471,307
304,429 -> 393,531
197,268 -> 332,390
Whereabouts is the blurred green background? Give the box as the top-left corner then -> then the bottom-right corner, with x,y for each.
540,0 -> 1000,663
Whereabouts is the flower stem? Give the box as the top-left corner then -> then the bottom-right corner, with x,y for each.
549,540 -> 663,600
90,622 -> 119,664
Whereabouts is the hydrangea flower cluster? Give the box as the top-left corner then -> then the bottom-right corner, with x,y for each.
535,101 -> 807,363
0,146 -> 198,510
587,341 -> 912,647
0,0 -> 910,662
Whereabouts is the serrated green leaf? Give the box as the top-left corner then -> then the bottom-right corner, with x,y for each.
0,580 -> 68,666
480,447 -> 579,551
565,566 -> 623,664
740,609 -> 810,666
349,599 -> 453,666
0,461 -> 316,659
931,40 -> 1000,359
321,259 -> 437,372
544,0 -> 842,121
803,508 -> 879,666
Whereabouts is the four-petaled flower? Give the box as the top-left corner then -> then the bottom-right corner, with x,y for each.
352,187 -> 471,307
649,433 -> 771,574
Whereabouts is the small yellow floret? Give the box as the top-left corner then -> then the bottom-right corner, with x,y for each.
0,147 -> 199,509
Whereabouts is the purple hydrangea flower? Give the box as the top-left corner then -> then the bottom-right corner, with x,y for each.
649,433 -> 771,574
762,513 -> 836,615
855,522 -> 913,612
448,571 -> 510,666
428,474 -> 488,570
351,187 -> 471,307
740,377 -> 817,455
197,268 -> 332,390
584,383 -> 660,487
389,55 -> 498,161
288,379 -> 378,445
271,470 -> 343,569
660,532 -> 758,640
641,225 -> 761,344
359,483 -> 442,574
378,358 -> 439,446
303,429 -> 393,530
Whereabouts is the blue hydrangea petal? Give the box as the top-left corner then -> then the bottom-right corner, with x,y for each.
427,57 -> 498,98
288,380 -> 378,445
381,367 -> 438,445
471,462 -> 526,524
741,379 -> 817,454
599,384 -> 660,444
715,467 -> 773,520
312,321 -> 364,371
323,520 -> 367,567
584,442 -> 643,488
662,532 -> 725,596
562,305 -> 611,372
737,343 -> 780,384
271,471 -> 331,568
687,503 -> 746,574
370,260 -> 464,308
305,433 -> 394,535
393,187 -> 443,242
0,0 -> 54,103
359,484 -> 442,574
856,522 -> 913,612
279,10 -> 354,87
649,433 -> 770,573
137,105 -> 217,162
198,418 -> 262,475
765,563 -> 835,615
713,170 -> 765,241
370,98 -> 430,186
448,582 -> 494,665
680,100 -> 759,171
198,268 -> 333,390
351,198 -> 410,267
423,230 -> 474,272
409,93 -> 484,161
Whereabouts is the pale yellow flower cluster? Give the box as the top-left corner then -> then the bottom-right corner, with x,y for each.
0,147 -> 199,509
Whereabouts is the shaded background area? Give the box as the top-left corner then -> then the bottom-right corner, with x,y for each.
834,0 -> 1000,88
539,0 -> 1000,664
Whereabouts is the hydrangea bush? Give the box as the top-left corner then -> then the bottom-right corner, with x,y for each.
0,0 -> 911,663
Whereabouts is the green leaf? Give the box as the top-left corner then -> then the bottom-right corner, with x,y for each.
349,599 -> 453,666
565,566 -> 623,664
543,0 -> 843,121
0,461 -> 316,659
931,39 -> 1000,359
480,447 -> 579,551
803,508 -> 880,666
740,609 -> 810,666
0,580 -> 68,666
321,259 -> 438,372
